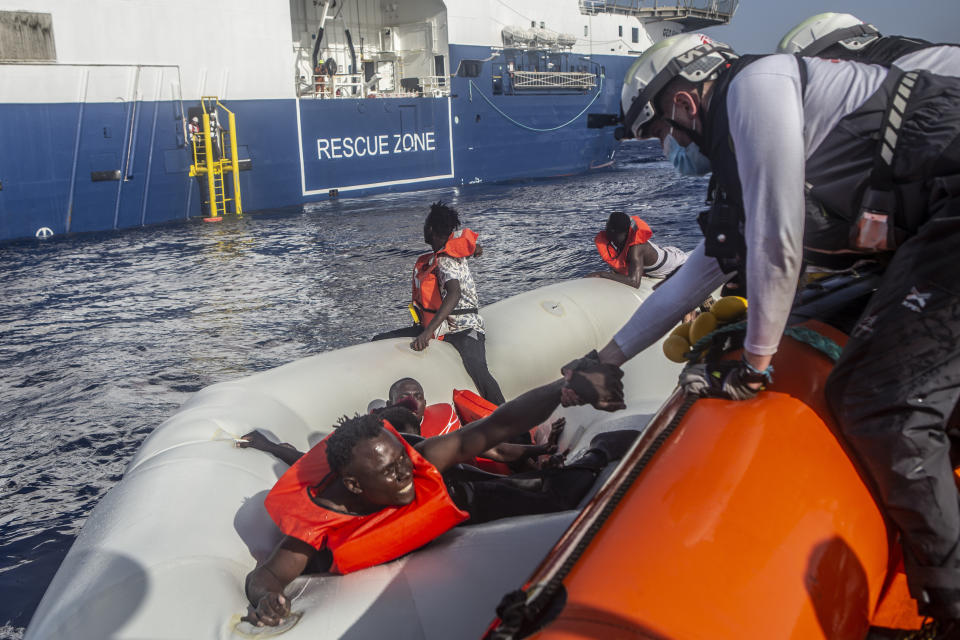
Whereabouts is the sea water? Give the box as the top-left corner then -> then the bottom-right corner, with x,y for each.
0,140 -> 707,638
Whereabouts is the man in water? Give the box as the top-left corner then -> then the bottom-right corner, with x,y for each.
240,355 -> 628,627
587,211 -> 688,288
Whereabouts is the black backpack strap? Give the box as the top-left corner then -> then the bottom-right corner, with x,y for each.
794,54 -> 809,97
853,69 -> 919,250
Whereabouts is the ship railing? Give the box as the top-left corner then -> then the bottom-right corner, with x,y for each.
323,73 -> 365,98
421,75 -> 450,97
308,74 -> 450,99
578,0 -> 738,26
510,71 -> 597,91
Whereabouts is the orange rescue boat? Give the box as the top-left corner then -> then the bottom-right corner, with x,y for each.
486,320 -> 929,639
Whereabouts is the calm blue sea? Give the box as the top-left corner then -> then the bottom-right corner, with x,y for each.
0,140 -> 707,638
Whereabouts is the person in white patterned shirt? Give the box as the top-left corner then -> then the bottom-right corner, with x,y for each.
411,203 -> 505,405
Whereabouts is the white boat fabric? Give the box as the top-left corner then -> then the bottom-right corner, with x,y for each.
26,279 -> 682,640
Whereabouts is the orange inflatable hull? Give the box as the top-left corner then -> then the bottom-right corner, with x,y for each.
492,322 -> 925,639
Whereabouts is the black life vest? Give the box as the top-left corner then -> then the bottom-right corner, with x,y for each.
698,55 -> 960,278
817,36 -> 943,67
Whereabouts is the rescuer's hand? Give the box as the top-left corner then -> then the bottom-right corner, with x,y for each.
679,359 -> 771,401
560,351 -> 626,411
243,592 -> 290,627
411,330 -> 432,352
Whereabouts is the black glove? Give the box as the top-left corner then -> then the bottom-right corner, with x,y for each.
679,358 -> 772,401
560,350 -> 626,412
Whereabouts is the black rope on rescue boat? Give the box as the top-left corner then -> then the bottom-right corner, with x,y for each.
489,393 -> 701,640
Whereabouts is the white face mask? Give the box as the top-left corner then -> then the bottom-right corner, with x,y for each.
662,104 -> 712,177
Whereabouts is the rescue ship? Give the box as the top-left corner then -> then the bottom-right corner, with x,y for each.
0,0 -> 736,242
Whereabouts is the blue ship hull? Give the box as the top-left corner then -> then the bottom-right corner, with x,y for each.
0,48 -> 634,242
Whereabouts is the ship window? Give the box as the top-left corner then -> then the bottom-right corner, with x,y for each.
584,25 -> 588,37
0,11 -> 56,61
632,27 -> 639,43
619,26 -> 623,37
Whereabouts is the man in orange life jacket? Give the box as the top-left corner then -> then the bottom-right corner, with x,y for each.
241,355 -> 630,627
373,202 -> 505,405
588,211 -> 688,288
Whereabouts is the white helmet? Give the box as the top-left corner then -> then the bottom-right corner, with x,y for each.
776,12 -> 880,56
620,33 -> 737,139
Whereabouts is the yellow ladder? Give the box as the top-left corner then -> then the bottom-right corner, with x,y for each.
188,96 -> 244,220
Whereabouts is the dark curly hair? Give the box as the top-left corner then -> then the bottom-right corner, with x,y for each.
326,414 -> 387,474
424,201 -> 461,239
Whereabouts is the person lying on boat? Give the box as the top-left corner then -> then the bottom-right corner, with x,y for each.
386,376 -> 567,472
372,202 -> 505,405
240,402 -> 565,476
587,212 -> 688,288
240,354 -> 630,627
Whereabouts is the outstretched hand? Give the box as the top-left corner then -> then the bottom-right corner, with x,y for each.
242,592 -> 290,627
560,351 -> 626,412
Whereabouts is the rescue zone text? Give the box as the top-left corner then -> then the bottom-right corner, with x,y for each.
317,132 -> 437,160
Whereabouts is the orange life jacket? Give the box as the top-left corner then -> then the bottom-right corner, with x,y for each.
411,228 -> 479,329
452,388 -> 499,424
263,421 -> 469,574
452,388 -> 516,476
420,403 -> 462,438
594,216 -> 653,276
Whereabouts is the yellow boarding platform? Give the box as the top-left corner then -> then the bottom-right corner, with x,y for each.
189,97 -> 244,221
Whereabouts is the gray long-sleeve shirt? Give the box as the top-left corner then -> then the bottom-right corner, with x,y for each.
614,55 -> 891,358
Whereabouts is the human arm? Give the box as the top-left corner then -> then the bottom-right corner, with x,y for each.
411,279 -> 461,351
597,243 -> 730,366
727,58 -> 805,374
236,431 -> 304,467
482,442 -> 555,462
586,244 -> 646,288
480,417 -> 564,462
417,365 -> 621,473
243,536 -> 316,626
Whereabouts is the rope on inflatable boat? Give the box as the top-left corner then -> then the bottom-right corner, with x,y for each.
467,74 -> 605,133
491,392 -> 699,639
686,321 -> 843,364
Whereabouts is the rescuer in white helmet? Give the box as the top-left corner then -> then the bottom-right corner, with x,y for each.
776,12 -> 960,76
594,32 -> 960,628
